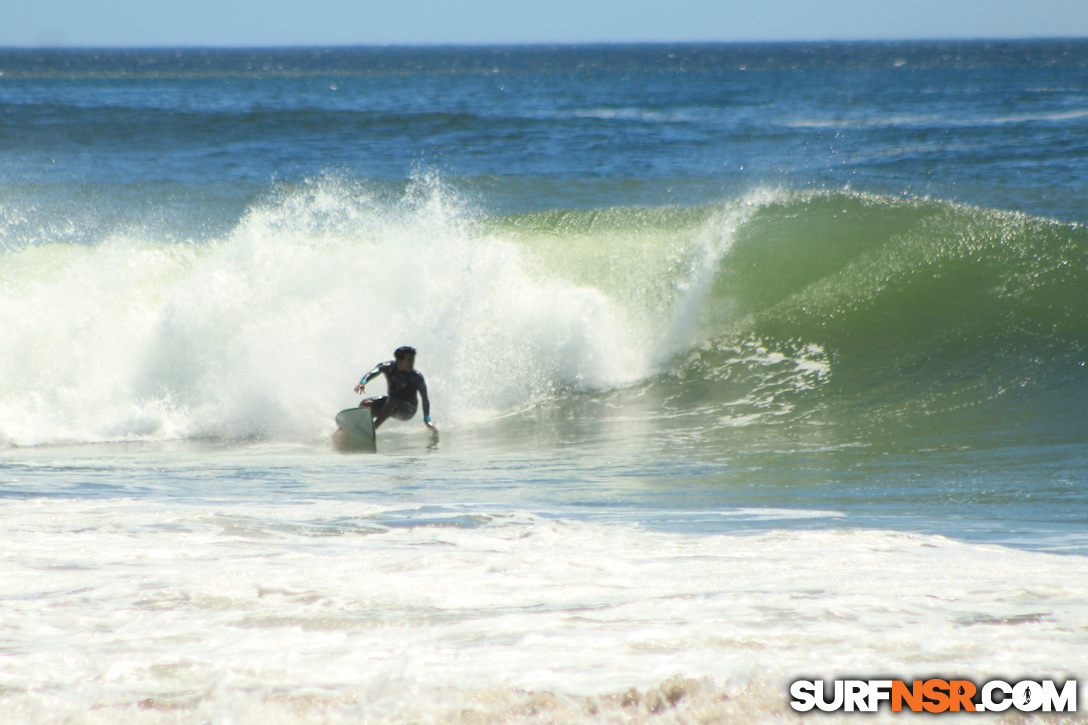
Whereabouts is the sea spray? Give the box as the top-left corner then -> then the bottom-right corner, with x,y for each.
0,175 -> 738,446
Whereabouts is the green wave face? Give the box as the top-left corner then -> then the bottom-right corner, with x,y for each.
492,190 -> 1088,450
727,192 -> 1087,351
730,193 -> 1087,437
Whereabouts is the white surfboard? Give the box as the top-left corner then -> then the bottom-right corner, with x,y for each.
334,407 -> 376,452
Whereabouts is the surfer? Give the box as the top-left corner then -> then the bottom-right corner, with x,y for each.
354,346 -> 436,431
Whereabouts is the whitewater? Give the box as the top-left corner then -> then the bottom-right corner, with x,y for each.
2,42 -> 1088,723
1,173 -> 778,447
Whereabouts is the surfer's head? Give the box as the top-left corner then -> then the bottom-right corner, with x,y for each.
394,346 -> 416,370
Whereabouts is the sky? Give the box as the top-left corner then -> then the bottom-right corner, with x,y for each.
2,0 -> 1088,48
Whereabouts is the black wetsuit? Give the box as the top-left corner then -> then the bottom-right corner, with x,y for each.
359,361 -> 430,428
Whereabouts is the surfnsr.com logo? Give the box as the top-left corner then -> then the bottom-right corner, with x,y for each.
789,679 -> 1078,714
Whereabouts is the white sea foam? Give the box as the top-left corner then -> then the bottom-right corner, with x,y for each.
0,176 -> 771,447
0,498 -> 1085,723
783,108 -> 1088,130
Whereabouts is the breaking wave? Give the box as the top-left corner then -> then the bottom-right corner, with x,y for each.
2,177 -> 1085,447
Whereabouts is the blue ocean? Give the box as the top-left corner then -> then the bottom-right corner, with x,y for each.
1,42 -> 1086,722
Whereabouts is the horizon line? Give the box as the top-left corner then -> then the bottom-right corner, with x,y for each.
2,35 -> 1087,52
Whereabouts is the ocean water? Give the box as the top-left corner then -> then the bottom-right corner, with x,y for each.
1,41 -> 1087,723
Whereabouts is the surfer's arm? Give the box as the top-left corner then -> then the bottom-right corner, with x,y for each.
353,362 -> 388,394
419,376 -> 434,428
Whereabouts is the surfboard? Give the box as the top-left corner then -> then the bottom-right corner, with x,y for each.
334,407 -> 376,452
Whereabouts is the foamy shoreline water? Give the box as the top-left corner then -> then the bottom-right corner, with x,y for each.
2,496 -> 1085,723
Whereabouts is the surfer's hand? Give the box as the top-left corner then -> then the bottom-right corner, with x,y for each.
354,383 -> 366,395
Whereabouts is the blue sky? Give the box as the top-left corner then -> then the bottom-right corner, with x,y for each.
3,0 -> 1088,47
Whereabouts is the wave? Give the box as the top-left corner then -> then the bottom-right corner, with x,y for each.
490,190 -> 1088,442
783,108 -> 1088,129
0,174 -> 673,446
712,192 -> 1088,437
1,178 -> 1085,447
